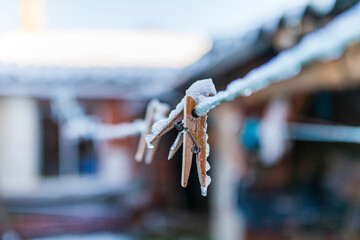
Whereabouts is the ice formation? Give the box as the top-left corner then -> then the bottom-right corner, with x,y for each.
201,120 -> 211,196
54,88 -> 147,141
146,79 -> 217,196
201,175 -> 212,197
168,131 -> 183,160
146,78 -> 216,148
145,99 -> 184,149
64,118 -> 146,140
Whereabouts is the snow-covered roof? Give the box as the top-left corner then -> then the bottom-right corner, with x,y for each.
0,66 -> 181,100
0,30 -> 211,68
0,30 -> 210,99
180,0 -> 355,83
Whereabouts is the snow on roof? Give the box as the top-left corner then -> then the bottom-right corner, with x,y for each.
0,30 -> 211,68
0,30 -> 210,99
0,65 -> 181,100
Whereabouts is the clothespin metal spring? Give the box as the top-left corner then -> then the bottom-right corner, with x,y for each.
174,121 -> 200,154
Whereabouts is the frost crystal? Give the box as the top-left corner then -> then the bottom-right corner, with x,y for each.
185,78 -> 217,105
206,160 -> 211,171
168,131 -> 183,160
201,175 -> 212,196
145,98 -> 185,147
146,79 -> 216,146
152,99 -> 171,122
202,132 -> 211,196
145,79 -> 217,197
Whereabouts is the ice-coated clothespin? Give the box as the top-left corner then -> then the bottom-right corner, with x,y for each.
146,79 -> 217,196
135,99 -> 170,164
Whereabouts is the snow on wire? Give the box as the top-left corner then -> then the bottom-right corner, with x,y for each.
52,88 -> 146,141
146,2 -> 360,151
194,2 -> 360,117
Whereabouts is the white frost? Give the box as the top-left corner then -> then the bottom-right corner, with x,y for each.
206,160 -> 211,171
152,99 -> 171,122
185,79 -> 216,196
54,88 -> 146,141
202,120 -> 212,196
201,175 -> 212,197
146,98 -> 185,149
168,131 -> 184,160
64,118 -> 146,140
146,79 -> 217,147
185,78 -> 217,105
145,79 -> 217,196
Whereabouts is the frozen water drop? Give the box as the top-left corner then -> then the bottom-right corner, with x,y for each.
243,88 -> 253,96
206,161 -> 211,171
200,175 -> 212,197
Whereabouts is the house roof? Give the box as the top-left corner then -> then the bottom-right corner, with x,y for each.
200,1 -> 360,108
0,30 -> 211,69
180,0 -> 358,85
0,30 -> 210,99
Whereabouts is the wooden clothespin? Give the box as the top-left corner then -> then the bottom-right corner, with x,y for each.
135,99 -> 170,164
146,79 -> 217,196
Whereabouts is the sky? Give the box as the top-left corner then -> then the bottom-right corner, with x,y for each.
0,0 -> 336,37
0,0 -> 18,33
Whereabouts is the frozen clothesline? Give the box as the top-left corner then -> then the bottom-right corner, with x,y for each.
63,99 -> 170,140
193,2 -> 360,117
146,79 -> 217,149
145,80 -> 217,196
144,3 -> 360,197
52,88 -> 146,140
63,117 -> 146,140
146,2 -> 360,148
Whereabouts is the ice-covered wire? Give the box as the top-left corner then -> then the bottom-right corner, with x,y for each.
194,3 -> 360,116
52,88 -> 146,140
63,118 -> 146,140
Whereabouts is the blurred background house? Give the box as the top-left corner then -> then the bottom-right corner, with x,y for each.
0,0 -> 360,239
